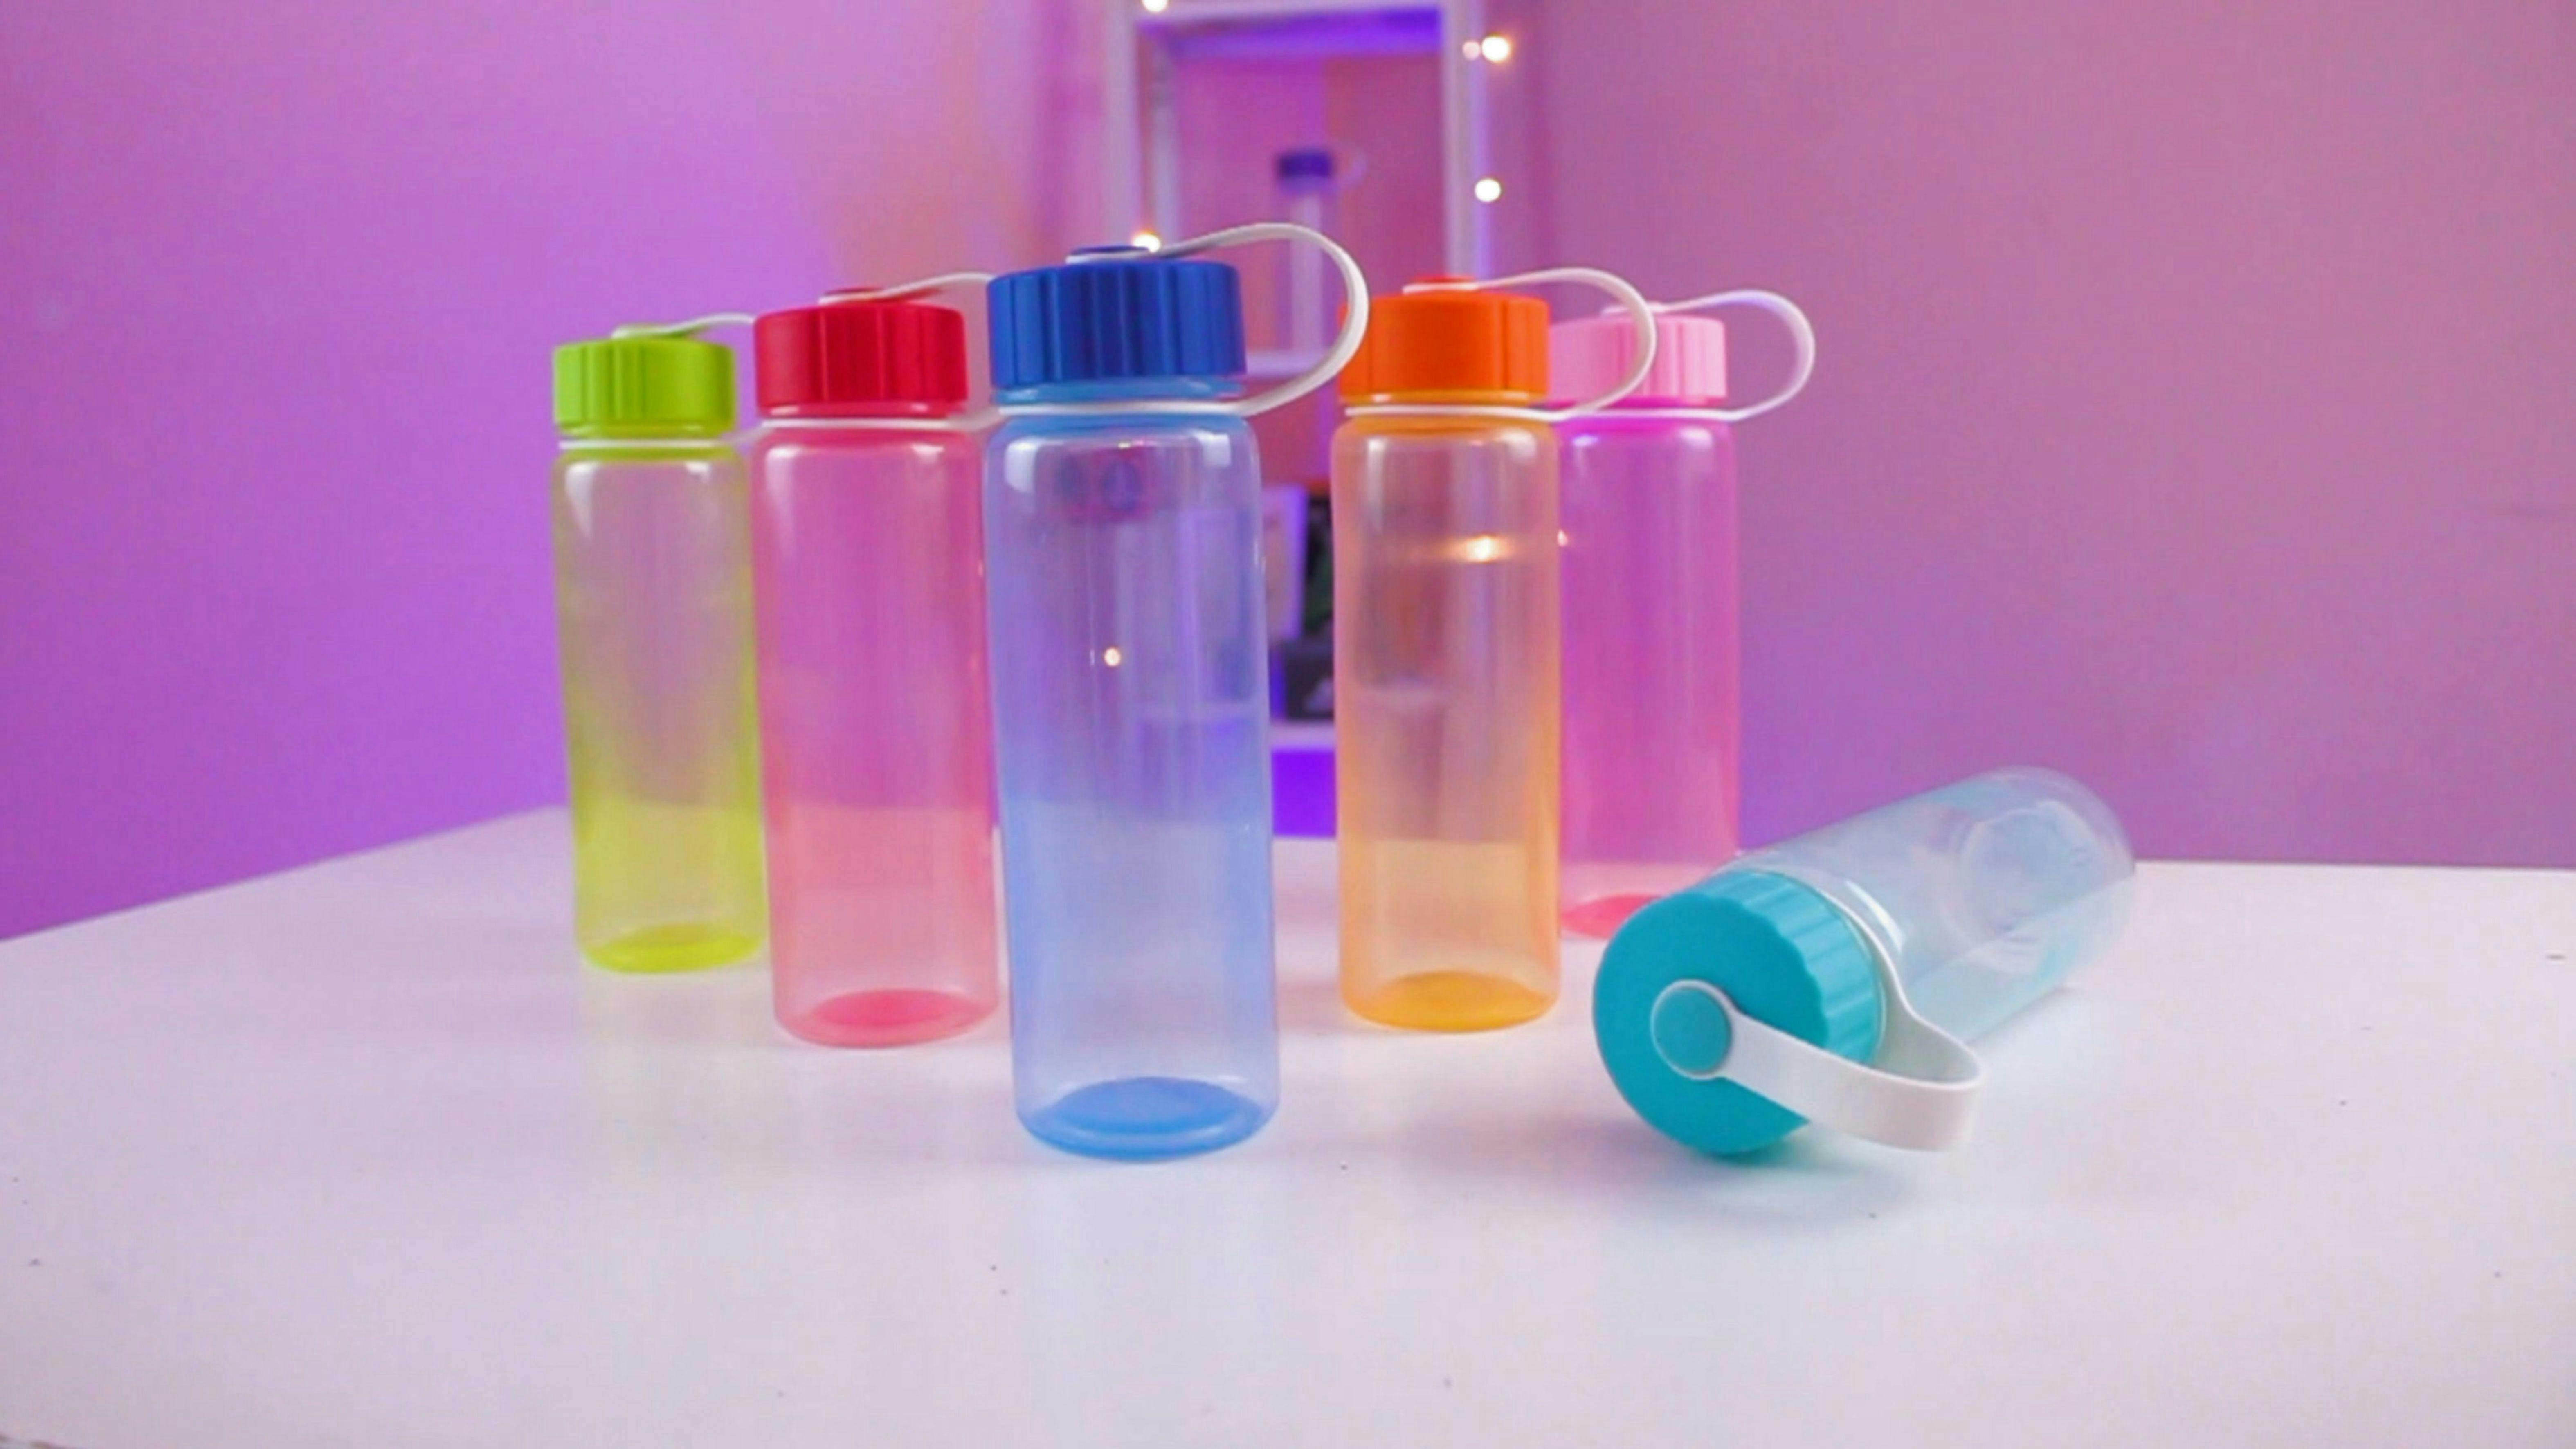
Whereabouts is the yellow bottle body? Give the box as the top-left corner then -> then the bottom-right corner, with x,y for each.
551,445 -> 767,972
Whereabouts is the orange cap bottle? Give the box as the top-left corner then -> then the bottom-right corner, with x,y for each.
1330,281 -> 1565,1031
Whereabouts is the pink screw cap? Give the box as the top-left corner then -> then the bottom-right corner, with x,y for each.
1551,312 -> 1728,407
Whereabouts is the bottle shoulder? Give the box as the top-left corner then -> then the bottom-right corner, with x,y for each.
1558,415 -> 1736,472
553,444 -> 742,485
1331,417 -> 1557,479
748,425 -> 979,472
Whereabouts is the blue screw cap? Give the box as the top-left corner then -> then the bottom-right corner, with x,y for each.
1594,870 -> 1886,1156
987,249 -> 1247,391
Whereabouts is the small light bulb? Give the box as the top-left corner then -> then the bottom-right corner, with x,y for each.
1141,0 -> 1170,13
1473,176 -> 1503,204
1479,34 -> 1513,62
1129,230 -> 1162,251
1461,39 -> 1482,59
1102,646 -> 1124,667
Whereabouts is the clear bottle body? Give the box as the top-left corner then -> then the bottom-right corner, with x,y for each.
550,443 -> 767,972
984,386 -> 1279,1157
748,424 -> 998,1045
1331,415 -> 1561,1030
1558,413 -> 1741,937
1275,175 -> 1340,354
1734,767 -> 2135,1041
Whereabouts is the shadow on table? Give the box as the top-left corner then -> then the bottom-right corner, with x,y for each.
567,957 -> 1036,1170
1285,1096 -> 1922,1229
1277,973 -> 1362,1035
573,955 -> 783,1052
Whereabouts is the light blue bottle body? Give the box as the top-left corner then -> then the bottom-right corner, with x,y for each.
984,378 -> 1280,1158
1735,766 -> 2134,1043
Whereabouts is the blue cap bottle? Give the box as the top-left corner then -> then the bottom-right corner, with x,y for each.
981,227 -> 1365,1159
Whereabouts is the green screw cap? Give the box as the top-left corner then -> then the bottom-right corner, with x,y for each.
553,335 -> 735,437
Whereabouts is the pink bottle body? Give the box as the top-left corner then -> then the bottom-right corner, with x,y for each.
1558,412 -> 1741,937
748,425 -> 1000,1045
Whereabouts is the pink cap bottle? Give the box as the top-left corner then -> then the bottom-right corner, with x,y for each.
1553,293 -> 1812,938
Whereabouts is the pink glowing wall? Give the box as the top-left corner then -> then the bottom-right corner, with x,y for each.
1531,0 -> 2575,865
3,2 -> 2569,937
0,0 -> 1058,937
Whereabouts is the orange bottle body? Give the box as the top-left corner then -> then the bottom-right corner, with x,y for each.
1331,413 -> 1561,1029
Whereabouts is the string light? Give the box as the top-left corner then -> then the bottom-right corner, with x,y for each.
1473,177 -> 1503,204
1141,0 -> 1169,13
1129,230 -> 1163,251
1479,34 -> 1513,62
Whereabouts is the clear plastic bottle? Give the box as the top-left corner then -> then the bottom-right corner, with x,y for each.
980,245 -> 1297,1158
550,331 -> 766,972
1272,148 -> 1341,355
1553,294 -> 1813,937
1332,285 -> 1564,1031
746,292 -> 998,1045
1595,767 -> 2135,1155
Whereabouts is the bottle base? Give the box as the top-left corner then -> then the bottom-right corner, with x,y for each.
1560,892 -> 1659,940
1345,970 -> 1556,1032
1021,1077 -> 1273,1160
779,988 -> 994,1048
584,923 -> 764,974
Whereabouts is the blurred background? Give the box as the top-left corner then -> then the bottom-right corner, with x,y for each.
3,0 -> 2569,938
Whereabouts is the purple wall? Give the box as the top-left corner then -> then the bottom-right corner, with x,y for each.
0,0 -> 1054,937
1534,0 -> 2576,865
4,2 -> 2569,937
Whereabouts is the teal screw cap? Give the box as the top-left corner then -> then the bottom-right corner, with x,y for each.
1594,870 -> 1887,1156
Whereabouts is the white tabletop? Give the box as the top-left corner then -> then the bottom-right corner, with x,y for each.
4,812 -> 2572,1448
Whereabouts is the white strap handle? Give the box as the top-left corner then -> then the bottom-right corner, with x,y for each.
996,222 -> 1370,420
1654,288 -> 1815,423
609,313 -> 754,340
1650,974 -> 1985,1152
819,272 -> 993,307
609,270 -> 1003,341
1344,266 -> 1659,424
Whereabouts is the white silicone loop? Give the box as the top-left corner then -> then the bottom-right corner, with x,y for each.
819,272 -> 993,307
1340,266 -> 1659,425
994,222 -> 1370,420
1654,288 -> 1815,423
1650,970 -> 1986,1152
609,313 -> 755,340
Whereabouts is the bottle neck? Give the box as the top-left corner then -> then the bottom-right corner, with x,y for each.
996,375 -> 1241,408
759,400 -> 961,423
558,422 -> 730,444
1345,387 -> 1537,409
1562,401 -> 1733,429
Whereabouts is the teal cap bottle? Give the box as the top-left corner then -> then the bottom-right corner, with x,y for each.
1595,768 -> 2135,1156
